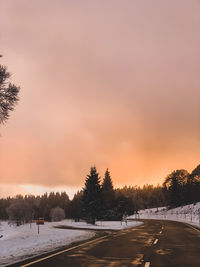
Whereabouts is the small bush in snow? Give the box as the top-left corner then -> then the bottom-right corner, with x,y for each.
50,206 -> 65,222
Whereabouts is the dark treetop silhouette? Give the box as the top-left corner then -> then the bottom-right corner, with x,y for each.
0,55 -> 20,124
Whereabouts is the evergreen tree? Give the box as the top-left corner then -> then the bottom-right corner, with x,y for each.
101,169 -> 115,218
82,167 -> 102,224
0,57 -> 20,124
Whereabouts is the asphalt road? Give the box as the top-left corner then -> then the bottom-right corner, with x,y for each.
10,220 -> 200,267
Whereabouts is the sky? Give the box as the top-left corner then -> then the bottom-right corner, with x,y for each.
0,0 -> 200,198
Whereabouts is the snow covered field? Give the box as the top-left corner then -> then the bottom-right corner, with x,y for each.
0,219 -> 142,266
0,220 -> 94,266
128,202 -> 200,228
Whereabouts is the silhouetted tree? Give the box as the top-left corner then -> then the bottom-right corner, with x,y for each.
163,169 -> 189,207
115,192 -> 129,219
82,167 -> 102,224
0,57 -> 20,124
23,195 -> 35,223
69,191 -> 83,222
101,169 -> 115,219
187,165 -> 200,203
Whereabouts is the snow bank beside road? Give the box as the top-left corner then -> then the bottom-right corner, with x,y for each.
0,220 -> 94,267
128,202 -> 200,228
59,219 -> 143,230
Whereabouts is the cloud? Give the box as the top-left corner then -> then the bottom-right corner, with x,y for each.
0,0 -> 200,194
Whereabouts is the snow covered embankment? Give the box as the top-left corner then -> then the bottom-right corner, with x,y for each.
128,202 -> 200,229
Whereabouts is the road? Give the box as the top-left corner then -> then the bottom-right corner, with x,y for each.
10,220 -> 200,267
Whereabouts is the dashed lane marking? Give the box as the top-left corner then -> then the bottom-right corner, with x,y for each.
153,238 -> 158,245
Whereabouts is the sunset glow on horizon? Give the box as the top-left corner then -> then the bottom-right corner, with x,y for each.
0,0 -> 200,198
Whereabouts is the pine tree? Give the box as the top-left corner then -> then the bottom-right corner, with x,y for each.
101,169 -> 115,217
0,58 -> 20,124
82,166 -> 102,224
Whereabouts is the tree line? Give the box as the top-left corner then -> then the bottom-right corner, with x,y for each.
0,164 -> 199,225
0,192 -> 70,225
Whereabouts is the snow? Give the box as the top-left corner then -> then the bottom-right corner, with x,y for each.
59,219 -> 143,230
0,219 -> 142,266
0,220 -> 94,267
128,202 -> 200,228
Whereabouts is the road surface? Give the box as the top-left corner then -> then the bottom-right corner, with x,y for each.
9,220 -> 200,267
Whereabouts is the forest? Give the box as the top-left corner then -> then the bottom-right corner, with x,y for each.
0,164 -> 199,225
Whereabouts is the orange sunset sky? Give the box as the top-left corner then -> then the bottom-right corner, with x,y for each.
0,0 -> 200,198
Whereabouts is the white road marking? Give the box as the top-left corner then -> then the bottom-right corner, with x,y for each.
145,262 -> 150,267
20,235 -> 108,267
153,238 -> 158,244
184,223 -> 200,233
159,231 -> 162,234
162,226 -> 164,230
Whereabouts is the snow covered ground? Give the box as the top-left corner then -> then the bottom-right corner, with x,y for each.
128,202 -> 200,228
58,219 -> 142,230
0,220 -> 94,266
0,219 -> 142,266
